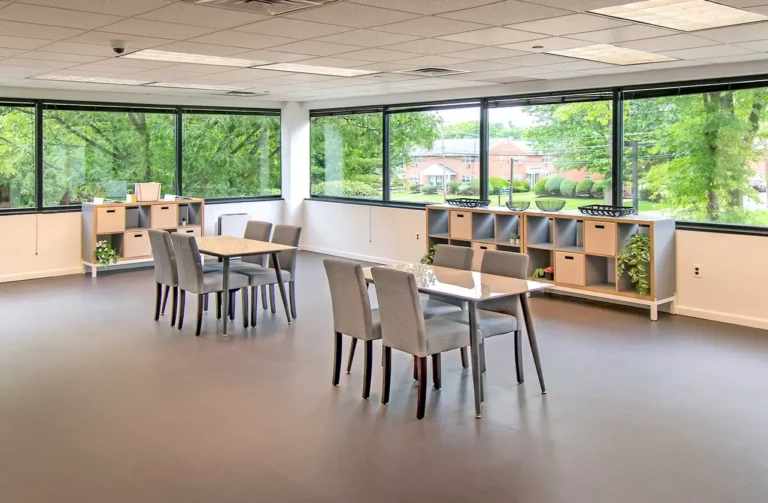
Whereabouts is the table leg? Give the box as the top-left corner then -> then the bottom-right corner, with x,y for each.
222,257 -> 230,337
272,253 -> 292,325
519,293 -> 545,393
468,301 -> 483,418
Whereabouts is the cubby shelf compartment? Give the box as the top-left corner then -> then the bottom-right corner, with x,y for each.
526,215 -> 553,248
527,248 -> 553,279
428,208 -> 450,237
585,255 -> 617,293
472,212 -> 495,241
496,213 -> 522,245
555,217 -> 584,252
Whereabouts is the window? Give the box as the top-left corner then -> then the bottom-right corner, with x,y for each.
0,104 -> 35,209
182,112 -> 281,199
310,111 -> 382,200
43,107 -> 175,207
412,156 -> 423,163
389,105 -> 480,204
461,155 -> 476,164
409,174 -> 419,182
498,155 -> 505,162
542,155 -> 553,163
584,174 -> 592,180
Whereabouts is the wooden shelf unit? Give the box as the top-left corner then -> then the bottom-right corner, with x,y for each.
425,204 -> 676,320
82,199 -> 205,277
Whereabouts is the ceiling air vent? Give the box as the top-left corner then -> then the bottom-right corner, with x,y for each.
394,67 -> 470,77
182,0 -> 339,16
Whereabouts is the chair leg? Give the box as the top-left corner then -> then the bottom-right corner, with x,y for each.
289,281 -> 297,319
250,286 -> 257,327
170,286 -> 178,327
269,285 -> 276,314
261,285 -> 268,310
432,354 -> 442,390
161,285 -> 170,316
154,282 -> 162,321
346,337 -> 357,374
382,346 -> 392,404
216,292 -> 222,320
332,331 -> 342,386
241,287 -> 249,328
413,356 -> 418,380
204,294 -> 209,312
514,330 -> 524,384
363,340 -> 373,399
177,290 -> 186,330
460,347 -> 469,369
229,290 -> 236,321
417,357 -> 427,420
195,294 -> 203,336
480,340 -> 487,373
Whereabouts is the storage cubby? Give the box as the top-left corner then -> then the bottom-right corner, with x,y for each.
497,244 -> 522,252
527,248 -> 553,279
472,212 -> 495,242
428,236 -> 449,250
526,215 -> 553,249
555,218 -> 583,252
125,206 -> 151,230
96,233 -> 124,258
618,223 -> 650,250
496,214 -> 522,245
585,255 -> 616,292
188,202 -> 204,226
428,208 -> 449,238
449,239 -> 472,247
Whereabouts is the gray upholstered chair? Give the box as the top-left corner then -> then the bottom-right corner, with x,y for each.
437,250 -> 528,383
372,266 -> 476,420
232,225 -> 302,325
227,221 -> 273,323
148,229 -> 179,327
324,259 -> 381,399
170,232 -> 250,336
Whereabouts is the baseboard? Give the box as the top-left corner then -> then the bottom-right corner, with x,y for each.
0,266 -> 83,284
676,306 -> 768,330
299,245 -> 398,265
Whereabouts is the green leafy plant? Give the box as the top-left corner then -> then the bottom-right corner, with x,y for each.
421,245 -> 437,265
559,179 -> 578,197
591,179 -> 608,197
509,232 -> 518,243
576,178 -> 594,196
532,267 -> 545,279
617,233 -> 651,296
423,185 -> 439,195
95,240 -> 118,266
534,177 -> 549,196
545,175 -> 565,195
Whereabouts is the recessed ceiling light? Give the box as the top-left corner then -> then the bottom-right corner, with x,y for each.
121,49 -> 269,68
147,82 -> 245,91
255,63 -> 379,77
592,0 -> 768,31
548,44 -> 676,65
31,74 -> 152,86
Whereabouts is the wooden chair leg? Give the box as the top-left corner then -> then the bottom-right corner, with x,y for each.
177,290 -> 186,330
413,356 -> 418,380
382,346 -> 392,404
417,357 -> 427,420
216,292 -> 222,320
514,330 -> 524,384
250,286 -> 257,327
346,337 -> 357,374
269,285 -> 276,314
161,284 -> 170,316
195,294 -> 203,336
363,340 -> 373,399
170,286 -> 178,327
289,281 -> 297,319
261,285 -> 268,310
332,331 -> 342,386
432,354 -> 441,390
460,347 -> 469,369
154,282 -> 162,321
241,287 -> 249,328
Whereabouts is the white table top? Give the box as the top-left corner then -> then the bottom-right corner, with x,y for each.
363,263 -> 551,301
197,235 -> 295,258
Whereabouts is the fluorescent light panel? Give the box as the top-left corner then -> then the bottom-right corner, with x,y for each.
122,49 -> 268,68
31,74 -> 152,85
592,0 -> 768,31
148,82 -> 245,91
255,63 -> 379,77
548,44 -> 676,65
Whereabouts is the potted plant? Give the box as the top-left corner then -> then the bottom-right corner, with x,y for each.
95,240 -> 118,266
544,266 -> 554,281
617,233 -> 651,295
421,245 -> 437,265
509,232 -> 520,245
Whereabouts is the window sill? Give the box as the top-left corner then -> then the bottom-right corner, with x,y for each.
306,196 -> 427,210
203,196 -> 283,205
675,221 -> 768,237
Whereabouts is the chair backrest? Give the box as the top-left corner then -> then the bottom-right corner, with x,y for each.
170,232 -> 204,294
241,220 -> 273,266
371,267 -> 428,357
433,244 -> 473,270
479,250 -> 529,317
148,229 -> 176,286
269,225 -> 302,274
323,259 -> 375,340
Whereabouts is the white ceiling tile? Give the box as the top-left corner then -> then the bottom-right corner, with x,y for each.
438,1 -> 572,26
376,17 -> 489,37
696,22 -> 768,44
0,35 -> 52,50
66,31 -> 173,50
150,41 -> 250,57
0,20 -> 83,41
39,41 -> 126,57
234,18 -> 350,38
0,64 -> 62,78
571,25 -> 677,43
348,0 -> 502,15
127,67 -> 233,81
286,3 -> 419,28
297,57 -> 375,68
383,38 -> 479,54
55,62 -> 142,75
445,66 -> 546,79
506,13 -> 629,36
616,34 -> 720,53
659,44 -> 755,60
191,31 -> 297,50
1,57 -> 77,69
445,60 -> 512,71
493,53 -> 576,65
748,6 -> 768,15
348,62 -> 415,71
338,47 -> 425,62
19,51 -> 104,63
271,40 -> 368,56
734,39 -> 768,51
397,54 -> 473,66
97,19 -> 217,40
438,27 -> 543,45
0,3 -> 120,29
100,58 -> 177,70
137,3 -> 269,29
716,0 -> 768,6
0,47 -> 26,58
701,52 -> 768,64
499,37 -> 591,52
313,29 -> 420,47
19,0 -> 169,16
540,60 -> 613,71
482,75 -> 539,83
231,49 -> 313,63
446,46 -> 530,59
185,68 -> 285,82
521,0 -> 636,11
259,73 -> 339,84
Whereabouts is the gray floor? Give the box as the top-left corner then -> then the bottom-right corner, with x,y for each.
1,251 -> 767,503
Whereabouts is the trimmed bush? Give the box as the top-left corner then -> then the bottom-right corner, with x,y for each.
575,178 -> 594,196
592,179 -> 608,196
512,180 -> 531,193
534,177 -> 549,196
545,175 -> 565,195
423,185 -> 439,195
488,177 -> 510,195
560,179 -> 577,197
446,181 -> 461,195
411,184 -> 422,194
458,184 -> 478,196
311,180 -> 377,198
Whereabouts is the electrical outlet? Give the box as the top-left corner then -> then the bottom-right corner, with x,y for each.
416,233 -> 420,240
693,264 -> 702,279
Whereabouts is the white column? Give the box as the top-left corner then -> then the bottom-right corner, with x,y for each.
281,102 -> 310,238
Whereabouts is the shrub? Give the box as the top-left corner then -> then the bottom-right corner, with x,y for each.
559,179 -> 577,197
458,184 -> 478,196
534,177 -> 549,196
446,181 -> 461,195
512,180 -> 531,193
311,180 -> 377,198
488,177 -> 510,195
575,179 -> 594,196
423,185 -> 439,195
411,184 -> 422,194
545,175 -> 565,195
639,187 -> 661,202
592,179 -> 608,196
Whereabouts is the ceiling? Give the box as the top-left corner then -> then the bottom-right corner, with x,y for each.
1,0 -> 768,104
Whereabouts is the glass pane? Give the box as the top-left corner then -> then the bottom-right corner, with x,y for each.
183,114 -> 281,198
43,110 -> 175,206
624,90 -> 768,224
310,113 -> 382,200
0,106 -> 35,209
488,102 -> 612,210
389,108 -> 479,204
